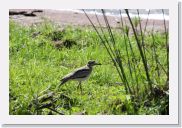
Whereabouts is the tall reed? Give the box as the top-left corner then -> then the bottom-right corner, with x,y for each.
83,9 -> 169,99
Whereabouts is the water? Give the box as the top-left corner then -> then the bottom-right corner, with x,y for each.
81,9 -> 169,20
58,9 -> 169,20
83,9 -> 169,15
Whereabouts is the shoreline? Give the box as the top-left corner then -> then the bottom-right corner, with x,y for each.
56,9 -> 169,20
9,9 -> 169,31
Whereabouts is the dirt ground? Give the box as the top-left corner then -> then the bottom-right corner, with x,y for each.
9,9 -> 168,31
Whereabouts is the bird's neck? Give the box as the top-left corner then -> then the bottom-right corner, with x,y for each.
87,64 -> 93,69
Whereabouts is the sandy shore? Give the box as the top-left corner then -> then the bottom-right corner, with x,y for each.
9,9 -> 168,31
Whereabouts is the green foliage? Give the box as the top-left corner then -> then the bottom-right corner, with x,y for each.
9,20 -> 168,115
132,17 -> 140,28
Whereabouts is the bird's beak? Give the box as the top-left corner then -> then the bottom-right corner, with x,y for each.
95,62 -> 101,65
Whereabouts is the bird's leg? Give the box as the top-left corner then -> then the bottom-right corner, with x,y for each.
77,82 -> 80,90
78,81 -> 83,95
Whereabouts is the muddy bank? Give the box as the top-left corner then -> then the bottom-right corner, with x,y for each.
9,9 -> 168,31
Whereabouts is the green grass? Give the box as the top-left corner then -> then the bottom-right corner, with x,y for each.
9,20 -> 168,115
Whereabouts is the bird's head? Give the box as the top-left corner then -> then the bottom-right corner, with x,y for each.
87,60 -> 101,67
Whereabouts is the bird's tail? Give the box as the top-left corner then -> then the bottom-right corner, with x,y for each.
60,77 -> 70,86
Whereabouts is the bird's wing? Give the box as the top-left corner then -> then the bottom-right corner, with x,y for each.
71,67 -> 91,79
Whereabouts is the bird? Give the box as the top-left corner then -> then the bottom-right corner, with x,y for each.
60,60 -> 101,94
